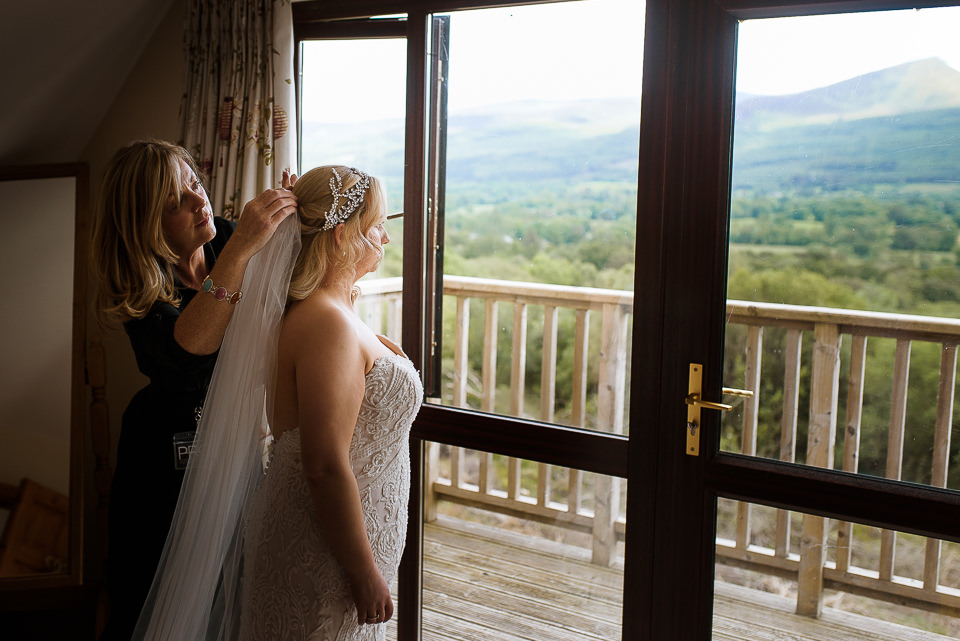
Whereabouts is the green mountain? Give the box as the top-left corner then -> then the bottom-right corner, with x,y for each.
732,58 -> 960,194
735,58 -> 960,131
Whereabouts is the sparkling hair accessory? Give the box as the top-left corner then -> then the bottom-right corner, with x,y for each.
321,167 -> 370,231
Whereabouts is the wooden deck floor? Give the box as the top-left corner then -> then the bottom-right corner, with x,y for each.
384,516 -> 957,641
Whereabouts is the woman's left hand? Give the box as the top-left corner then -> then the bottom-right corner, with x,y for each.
225,187 -> 298,261
350,566 -> 394,626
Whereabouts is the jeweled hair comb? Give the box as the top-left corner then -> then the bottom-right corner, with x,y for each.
321,167 -> 370,231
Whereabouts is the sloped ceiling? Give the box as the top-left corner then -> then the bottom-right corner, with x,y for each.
0,0 -> 176,165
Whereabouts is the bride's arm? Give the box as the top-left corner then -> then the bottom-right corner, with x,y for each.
286,306 -> 394,625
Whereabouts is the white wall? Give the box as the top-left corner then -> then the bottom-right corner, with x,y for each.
0,176 -> 75,496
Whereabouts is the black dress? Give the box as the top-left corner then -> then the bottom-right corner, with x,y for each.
100,217 -> 235,641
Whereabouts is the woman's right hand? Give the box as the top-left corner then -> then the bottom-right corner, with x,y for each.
228,187 -> 298,260
350,566 -> 394,626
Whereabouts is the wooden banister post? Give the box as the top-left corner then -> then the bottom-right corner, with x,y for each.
87,334 -> 112,571
797,323 -> 840,617
837,335 -> 867,574
592,303 -> 628,566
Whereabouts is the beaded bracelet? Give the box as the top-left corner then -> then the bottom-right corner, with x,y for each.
201,275 -> 243,304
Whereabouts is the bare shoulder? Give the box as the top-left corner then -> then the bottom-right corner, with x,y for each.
280,294 -> 361,365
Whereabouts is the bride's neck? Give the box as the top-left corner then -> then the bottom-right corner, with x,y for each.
320,268 -> 359,305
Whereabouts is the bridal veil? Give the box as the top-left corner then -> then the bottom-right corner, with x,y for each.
132,215 -> 301,641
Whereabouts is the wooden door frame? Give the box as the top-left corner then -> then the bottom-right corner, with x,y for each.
625,0 -> 738,637
629,0 -> 960,639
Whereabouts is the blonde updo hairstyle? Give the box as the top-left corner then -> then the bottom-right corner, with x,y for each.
91,139 -> 203,323
287,165 -> 387,302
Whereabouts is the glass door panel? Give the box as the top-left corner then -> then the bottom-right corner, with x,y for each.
434,0 -> 644,435
421,441 -> 626,640
300,38 -> 407,280
300,36 -> 409,641
714,499 -> 960,639
720,7 -> 960,492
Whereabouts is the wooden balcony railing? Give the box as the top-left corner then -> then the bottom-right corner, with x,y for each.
358,276 -> 960,618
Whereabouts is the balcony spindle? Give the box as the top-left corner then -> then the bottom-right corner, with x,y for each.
572,308 -> 589,427
597,303 -> 628,434
425,441 -> 439,522
479,299 -> 499,493
451,296 -> 470,489
539,305 -> 559,507
737,325 -> 763,552
923,343 -> 955,592
776,328 -> 801,559
541,305 -> 558,422
507,302 -> 528,501
453,296 -> 470,408
511,302 -> 528,418
482,299 -> 499,414
569,309 -> 590,513
880,339 -> 911,583
387,294 -> 402,339
837,334 -> 867,574
363,299 -> 382,334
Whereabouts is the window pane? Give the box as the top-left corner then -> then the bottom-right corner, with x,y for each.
436,0 -> 644,435
721,8 -> 960,491
715,498 -> 960,639
300,38 -> 407,280
422,441 -> 625,640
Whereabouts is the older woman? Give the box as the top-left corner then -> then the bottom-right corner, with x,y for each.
90,139 -> 297,641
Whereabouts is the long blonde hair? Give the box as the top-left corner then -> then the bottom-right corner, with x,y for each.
288,165 -> 387,302
91,139 -> 201,324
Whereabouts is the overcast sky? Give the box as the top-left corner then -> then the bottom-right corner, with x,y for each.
737,7 -> 960,95
301,3 -> 960,122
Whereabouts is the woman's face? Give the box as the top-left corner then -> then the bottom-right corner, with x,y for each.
161,159 -> 216,262
358,213 -> 390,275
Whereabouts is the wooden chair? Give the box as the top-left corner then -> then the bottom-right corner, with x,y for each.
0,477 -> 70,577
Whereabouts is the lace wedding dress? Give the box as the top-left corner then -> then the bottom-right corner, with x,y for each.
239,351 -> 423,641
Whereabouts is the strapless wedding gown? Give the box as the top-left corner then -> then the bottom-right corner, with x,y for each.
239,352 -> 423,641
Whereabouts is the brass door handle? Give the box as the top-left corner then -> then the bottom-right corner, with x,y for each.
686,365 -> 753,456
685,393 -> 732,412
685,386 -> 754,411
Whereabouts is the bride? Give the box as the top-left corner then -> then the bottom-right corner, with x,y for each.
132,166 -> 422,641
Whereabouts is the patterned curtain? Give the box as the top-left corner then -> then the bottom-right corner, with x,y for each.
179,0 -> 296,220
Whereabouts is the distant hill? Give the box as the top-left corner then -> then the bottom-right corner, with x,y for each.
735,58 -> 960,131
301,97 -> 641,187
444,97 -> 640,184
301,58 -> 960,195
